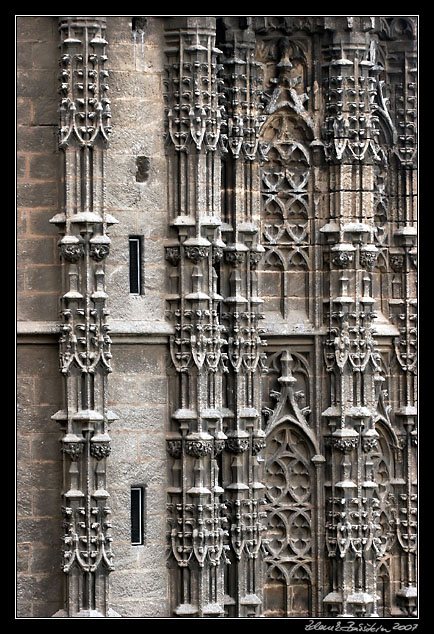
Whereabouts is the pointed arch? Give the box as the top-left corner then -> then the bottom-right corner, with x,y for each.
263,420 -> 317,617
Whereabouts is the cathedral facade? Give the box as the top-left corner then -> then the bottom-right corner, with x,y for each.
16,16 -> 418,619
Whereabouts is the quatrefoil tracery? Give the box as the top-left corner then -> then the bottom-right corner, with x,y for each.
264,424 -> 314,579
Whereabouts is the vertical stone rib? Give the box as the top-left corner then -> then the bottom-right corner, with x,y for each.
164,16 -> 228,617
50,16 -> 119,618
218,18 -> 267,617
383,18 -> 418,615
321,17 -> 388,618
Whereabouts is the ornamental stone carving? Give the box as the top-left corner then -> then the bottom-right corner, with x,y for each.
25,14 -> 416,621
50,15 -> 119,619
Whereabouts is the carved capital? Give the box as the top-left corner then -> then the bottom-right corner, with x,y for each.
213,439 -> 226,456
185,439 -> 213,457
360,248 -> 379,271
185,245 -> 210,263
212,245 -> 224,264
59,239 -> 85,262
226,437 -> 250,454
332,436 -> 358,453
89,434 -> 112,460
89,242 -> 110,261
390,253 -> 404,272
61,437 -> 84,461
165,246 -> 181,266
249,249 -> 264,269
252,437 -> 266,455
90,440 -> 111,460
362,437 -> 379,453
167,439 -> 182,458
224,250 -> 245,267
331,250 -> 354,269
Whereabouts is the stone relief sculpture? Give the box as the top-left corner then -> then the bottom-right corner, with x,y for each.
50,16 -> 119,617
46,15 -> 416,618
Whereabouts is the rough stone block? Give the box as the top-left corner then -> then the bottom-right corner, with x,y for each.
31,40 -> 59,69
106,458 -> 166,488
106,181 -> 142,211
32,601 -> 63,619
30,544 -> 61,574
17,461 -> 62,492
17,434 -> 32,461
107,488 -> 131,517
17,182 -> 58,209
108,375 -> 139,405
110,543 -> 140,569
17,544 -> 31,574
16,16 -> 57,42
17,293 -> 59,322
16,572 -> 63,604
28,209 -> 60,240
105,16 -> 134,43
110,569 -> 166,600
25,265 -> 61,294
110,515 -> 132,542
29,152 -> 59,180
111,344 -> 165,375
17,345 -> 59,377
16,518 -> 60,545
16,125 -> 57,153
17,41 -> 33,68
138,432 -> 165,460
31,433 -> 62,460
107,405 -> 161,432
17,403 -> 58,434
17,70 -> 57,98
17,489 -> 32,517
136,376 -> 167,404
110,431 -> 139,460
16,601 -> 33,618
17,97 -> 32,126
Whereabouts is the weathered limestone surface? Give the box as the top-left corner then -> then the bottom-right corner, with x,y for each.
16,16 -> 417,619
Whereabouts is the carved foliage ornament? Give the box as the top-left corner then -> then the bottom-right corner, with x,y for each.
163,29 -> 224,152
59,17 -> 111,148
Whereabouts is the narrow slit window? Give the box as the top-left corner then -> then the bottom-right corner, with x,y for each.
129,237 -> 142,294
131,486 -> 145,545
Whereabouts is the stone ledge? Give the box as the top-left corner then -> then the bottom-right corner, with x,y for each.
17,321 -> 60,335
263,320 -> 327,336
372,323 -> 400,336
16,320 -> 175,342
110,321 -> 174,340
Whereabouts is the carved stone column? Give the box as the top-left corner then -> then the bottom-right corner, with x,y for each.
50,16 -> 120,618
320,17 -> 393,617
380,17 -> 418,615
217,18 -> 268,617
164,17 -> 229,617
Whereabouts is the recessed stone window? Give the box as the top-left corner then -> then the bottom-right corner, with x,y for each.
131,486 -> 146,545
129,236 -> 143,295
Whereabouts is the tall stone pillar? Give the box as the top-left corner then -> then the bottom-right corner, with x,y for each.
50,16 -> 120,617
320,17 -> 395,617
380,17 -> 418,616
218,17 -> 268,617
163,16 -> 229,617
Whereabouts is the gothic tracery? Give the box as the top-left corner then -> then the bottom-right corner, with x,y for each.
17,14 -> 417,620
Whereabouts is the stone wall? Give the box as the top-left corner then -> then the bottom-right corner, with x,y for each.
104,17 -> 169,616
17,16 -> 60,321
16,342 -> 63,617
17,16 -> 171,618
17,16 -> 63,618
16,15 -> 417,620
